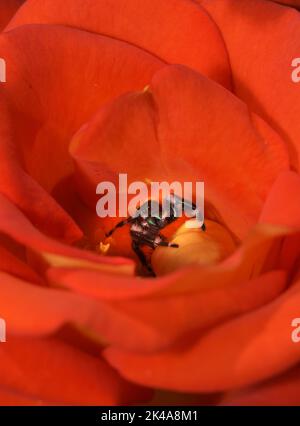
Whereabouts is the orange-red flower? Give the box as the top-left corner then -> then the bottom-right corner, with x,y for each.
0,0 -> 300,405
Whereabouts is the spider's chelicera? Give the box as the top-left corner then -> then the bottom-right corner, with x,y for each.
106,194 -> 205,275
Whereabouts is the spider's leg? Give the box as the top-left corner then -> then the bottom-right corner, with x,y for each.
132,241 -> 154,276
105,218 -> 133,237
188,201 -> 206,231
170,194 -> 206,231
157,241 -> 179,248
156,234 -> 179,248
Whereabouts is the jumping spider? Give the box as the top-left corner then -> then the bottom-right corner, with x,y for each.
106,194 -> 205,276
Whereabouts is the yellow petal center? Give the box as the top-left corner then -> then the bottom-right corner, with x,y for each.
152,219 -> 237,276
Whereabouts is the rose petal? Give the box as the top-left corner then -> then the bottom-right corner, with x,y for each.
272,0 -> 300,8
46,185 -> 297,352
0,96 -> 82,243
0,271 -> 169,352
71,65 -> 289,240
220,364 -> 300,406
0,246 -> 41,283
0,0 -> 23,30
152,219 -> 237,275
0,337 -> 150,405
0,23 -> 163,196
0,388 -> 40,406
260,171 -> 300,227
48,223 -> 294,301
7,0 -> 231,88
98,270 -> 288,351
200,0 -> 300,170
104,279 -> 300,392
0,193 -> 134,275
259,170 -> 300,275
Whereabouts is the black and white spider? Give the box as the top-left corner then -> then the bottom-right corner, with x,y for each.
106,194 -> 205,275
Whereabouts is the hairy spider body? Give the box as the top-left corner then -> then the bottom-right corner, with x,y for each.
106,196 -> 205,275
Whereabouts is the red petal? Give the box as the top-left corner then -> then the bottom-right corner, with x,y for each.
221,364 -> 300,406
71,65 -> 289,240
48,259 -> 287,351
0,23 -> 162,196
7,0 -> 231,88
259,171 -> 300,274
46,173 -> 300,353
0,193 -> 134,274
271,1 -> 300,8
260,171 -> 300,227
0,97 -> 82,243
0,270 -> 165,353
200,0 -> 300,170
0,246 -> 41,284
0,337 -> 150,405
104,279 -> 300,392
0,0 -> 23,30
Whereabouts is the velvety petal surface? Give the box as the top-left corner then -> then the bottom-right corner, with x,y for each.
220,364 -> 300,406
104,279 -> 300,392
200,0 -> 300,170
7,0 -> 231,88
0,337 -> 150,405
0,0 -> 23,30
71,65 -> 289,241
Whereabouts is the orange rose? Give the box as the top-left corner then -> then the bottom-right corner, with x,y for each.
0,0 -> 300,406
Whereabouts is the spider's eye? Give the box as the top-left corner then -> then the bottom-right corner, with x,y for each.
147,217 -> 161,226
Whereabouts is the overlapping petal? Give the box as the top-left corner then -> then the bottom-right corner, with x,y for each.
0,24 -> 163,195
0,337 -> 150,405
104,279 -> 300,392
0,193 -> 134,276
50,267 -> 287,352
7,0 -> 231,88
220,365 -> 300,406
103,172 -> 300,391
0,0 -> 23,30
0,95 -> 82,243
259,171 -> 300,275
48,169 -> 300,351
200,0 -> 300,170
0,246 -> 41,284
0,0 -> 298,405
0,270 -> 173,353
71,65 -> 289,240
272,0 -> 300,8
